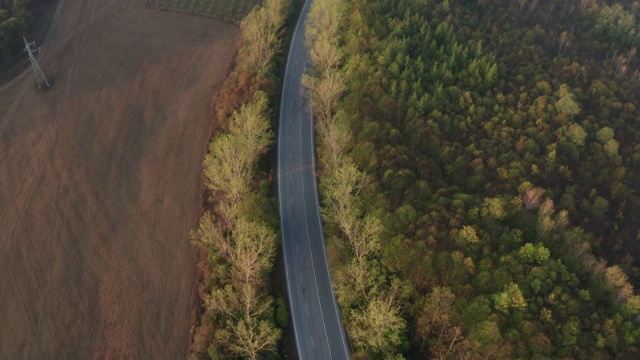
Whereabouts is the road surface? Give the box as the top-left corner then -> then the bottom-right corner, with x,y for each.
277,0 -> 350,359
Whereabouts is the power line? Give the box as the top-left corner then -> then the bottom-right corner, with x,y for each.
22,36 -> 50,91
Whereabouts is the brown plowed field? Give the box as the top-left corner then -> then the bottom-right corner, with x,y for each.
0,0 -> 237,358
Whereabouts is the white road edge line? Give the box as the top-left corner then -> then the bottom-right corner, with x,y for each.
298,59 -> 334,357
278,0 -> 350,358
276,2 -> 314,360
305,58 -> 351,359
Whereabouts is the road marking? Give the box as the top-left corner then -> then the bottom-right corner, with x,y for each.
296,244 -> 299,254
298,106 -> 337,357
305,301 -> 309,315
276,2 -> 322,360
304,50 -> 350,358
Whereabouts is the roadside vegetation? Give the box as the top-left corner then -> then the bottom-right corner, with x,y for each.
307,0 -> 640,358
0,0 -> 33,61
188,0 -> 291,359
304,0 -> 409,358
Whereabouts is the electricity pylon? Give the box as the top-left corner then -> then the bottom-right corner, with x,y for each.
23,36 -> 50,91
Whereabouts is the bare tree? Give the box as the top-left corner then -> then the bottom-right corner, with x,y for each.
349,280 -> 407,355
557,31 -> 571,55
227,219 -> 278,288
305,0 -> 344,48
319,118 -> 351,173
239,0 -> 290,73
578,0 -> 595,17
303,68 -> 346,131
210,285 -> 280,359
309,34 -> 343,74
349,215 -> 383,263
522,187 -> 545,211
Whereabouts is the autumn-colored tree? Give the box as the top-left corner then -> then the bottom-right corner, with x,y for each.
204,91 -> 273,223
458,225 -> 481,245
239,0 -> 290,73
191,0 -> 290,356
493,282 -> 527,314
322,161 -> 367,239
555,84 -> 581,118
305,0 -> 640,358
229,91 -> 273,169
522,187 -> 545,211
209,284 -> 281,359
566,123 -> 587,146
303,69 -> 346,131
605,266 -> 634,304
317,115 -> 352,172
349,281 -> 407,356
469,320 -> 511,358
417,286 -> 456,338
416,286 -> 472,359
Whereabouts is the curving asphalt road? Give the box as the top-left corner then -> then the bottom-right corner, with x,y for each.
277,1 -> 350,359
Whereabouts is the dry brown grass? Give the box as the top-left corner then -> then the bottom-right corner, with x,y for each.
0,0 -> 237,357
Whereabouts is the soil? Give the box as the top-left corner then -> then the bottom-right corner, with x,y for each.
0,0 -> 237,358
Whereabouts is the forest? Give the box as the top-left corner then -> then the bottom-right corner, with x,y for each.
0,0 -> 33,61
305,0 -> 640,358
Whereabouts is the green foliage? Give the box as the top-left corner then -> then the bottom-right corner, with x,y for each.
239,0 -> 291,73
459,225 -> 480,245
275,297 -> 288,329
350,294 -> 407,356
593,196 -> 610,219
305,0 -> 411,357
596,127 -> 615,144
555,84 -> 581,118
483,197 -> 506,220
518,243 -> 550,264
469,320 -> 505,356
566,123 -> 587,146
594,4 -> 640,49
318,0 -> 640,358
493,282 -> 527,315
461,296 -> 492,329
204,91 -> 273,214
395,203 -> 418,228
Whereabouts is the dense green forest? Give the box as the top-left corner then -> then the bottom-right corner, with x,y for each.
0,0 -> 33,61
307,0 -> 640,358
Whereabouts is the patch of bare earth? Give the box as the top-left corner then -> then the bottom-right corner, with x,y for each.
0,0 -> 237,358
